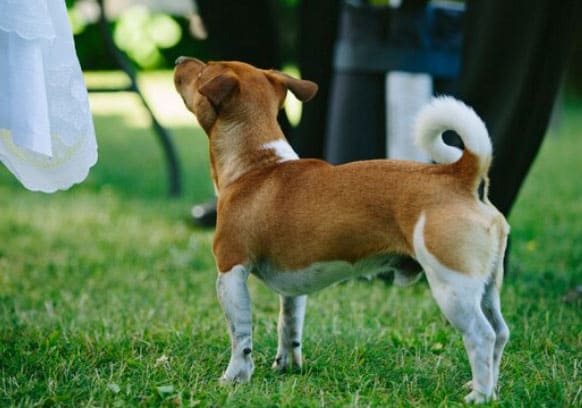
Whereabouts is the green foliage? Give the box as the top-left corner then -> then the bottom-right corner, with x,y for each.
67,6 -> 88,36
67,4 -> 210,71
0,73 -> 580,406
113,6 -> 182,69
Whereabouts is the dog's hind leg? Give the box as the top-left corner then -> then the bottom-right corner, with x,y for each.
426,271 -> 496,403
272,295 -> 307,372
414,214 -> 496,403
426,269 -> 496,403
216,265 -> 254,383
481,281 -> 509,392
480,227 -> 510,392
273,295 -> 307,371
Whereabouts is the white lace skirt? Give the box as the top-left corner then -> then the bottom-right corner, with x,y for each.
0,0 -> 97,192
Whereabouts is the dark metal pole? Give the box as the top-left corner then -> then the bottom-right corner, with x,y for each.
92,0 -> 182,196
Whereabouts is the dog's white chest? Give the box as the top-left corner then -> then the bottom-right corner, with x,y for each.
252,255 -> 397,297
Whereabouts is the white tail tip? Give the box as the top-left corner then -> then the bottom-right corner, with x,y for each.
414,96 -> 491,170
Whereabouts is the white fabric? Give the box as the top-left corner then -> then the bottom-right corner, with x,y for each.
0,0 -> 97,192
386,71 -> 432,162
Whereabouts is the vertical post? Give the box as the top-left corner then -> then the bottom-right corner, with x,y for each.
93,0 -> 181,196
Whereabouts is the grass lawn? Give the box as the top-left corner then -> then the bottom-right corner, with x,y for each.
0,71 -> 580,407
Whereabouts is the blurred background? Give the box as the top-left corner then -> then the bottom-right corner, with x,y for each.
62,0 -> 582,205
67,0 -> 581,91
68,0 -> 298,72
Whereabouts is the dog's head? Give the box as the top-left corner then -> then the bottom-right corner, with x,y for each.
174,57 -> 318,134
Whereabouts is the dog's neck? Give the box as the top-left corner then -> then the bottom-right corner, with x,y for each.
209,117 -> 297,192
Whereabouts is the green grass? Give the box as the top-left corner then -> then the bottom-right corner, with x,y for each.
1,71 -> 580,407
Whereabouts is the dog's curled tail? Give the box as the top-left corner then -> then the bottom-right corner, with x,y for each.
414,96 -> 492,184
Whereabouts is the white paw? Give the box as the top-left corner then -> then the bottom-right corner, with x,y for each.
463,381 -> 497,403
464,389 -> 494,404
272,347 -> 302,372
220,356 -> 254,384
272,353 -> 289,371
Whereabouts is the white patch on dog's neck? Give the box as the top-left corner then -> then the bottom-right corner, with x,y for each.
262,139 -> 299,162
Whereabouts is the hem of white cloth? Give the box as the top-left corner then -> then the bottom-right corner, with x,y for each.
0,23 -> 55,42
0,128 -> 98,193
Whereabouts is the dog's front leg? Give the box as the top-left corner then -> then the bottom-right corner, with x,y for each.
216,265 -> 254,383
272,295 -> 307,372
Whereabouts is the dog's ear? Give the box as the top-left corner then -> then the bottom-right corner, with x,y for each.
199,71 -> 239,109
266,71 -> 318,102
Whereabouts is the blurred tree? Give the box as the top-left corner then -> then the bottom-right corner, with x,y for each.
113,5 -> 181,69
67,0 -> 301,71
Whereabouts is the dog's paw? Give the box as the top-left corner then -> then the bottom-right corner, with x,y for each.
219,357 -> 254,384
272,354 -> 289,372
219,368 -> 253,384
219,375 -> 250,385
272,348 -> 302,372
463,381 -> 497,403
464,389 -> 495,404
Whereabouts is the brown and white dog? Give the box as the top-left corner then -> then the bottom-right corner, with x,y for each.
174,57 -> 510,404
